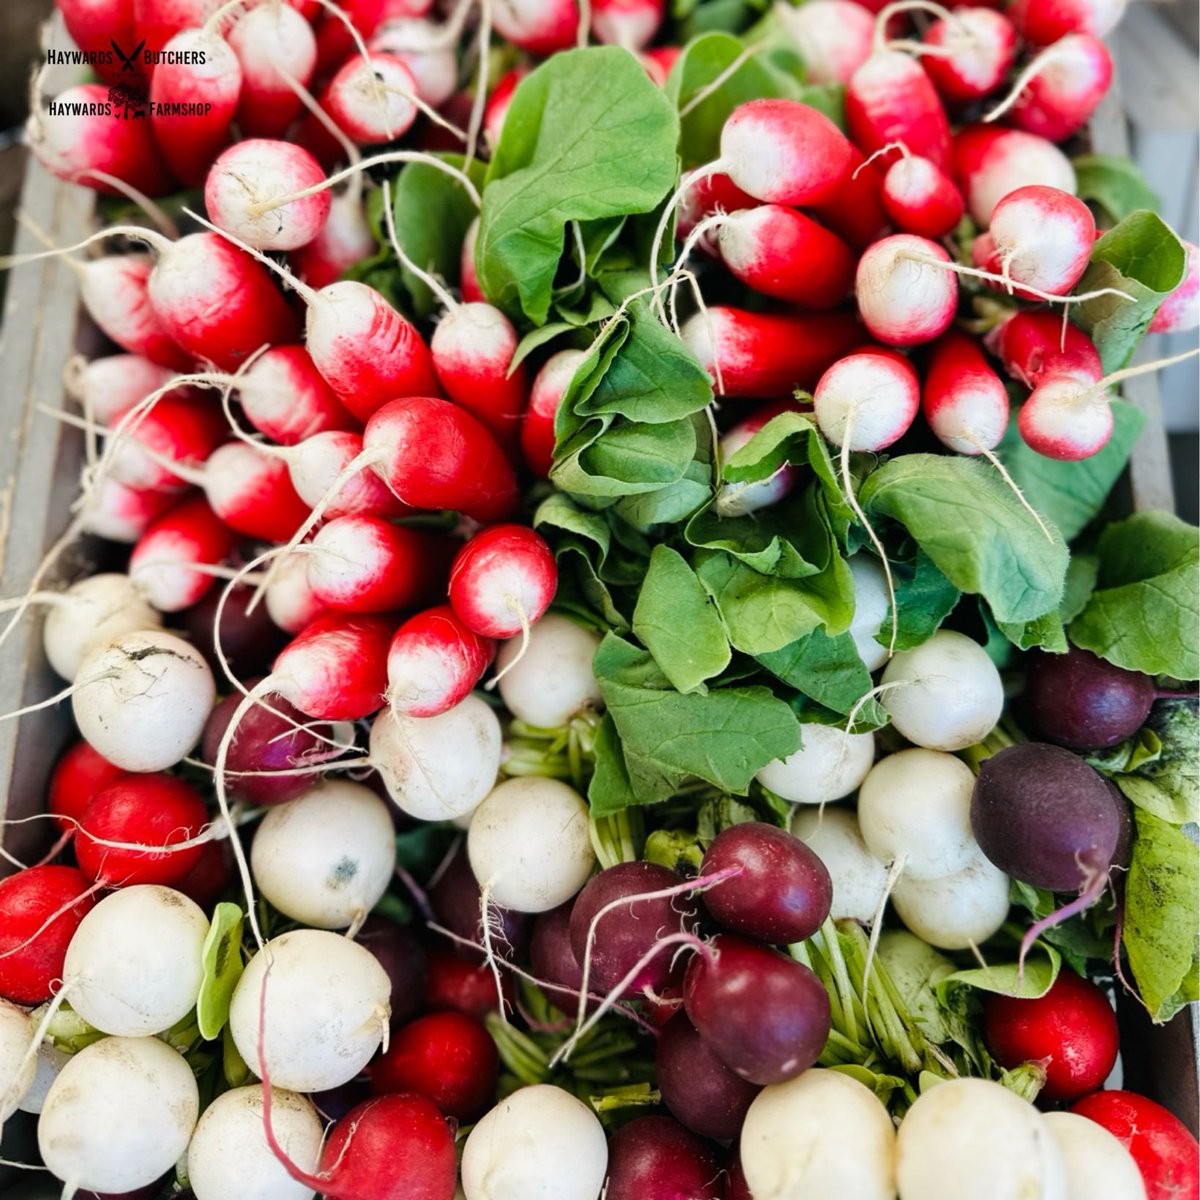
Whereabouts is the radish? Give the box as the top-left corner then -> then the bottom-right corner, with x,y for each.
369,694 -> 501,821
855,235 -> 958,346
460,214 -> 485,303
983,969 -> 1119,1103
80,474 -> 177,543
522,348 -> 585,478
755,721 -> 876,805
467,776 -> 595,912
357,915 -> 427,1029
715,400 -> 803,518
40,573 -> 161,681
287,430 -> 408,519
791,807 -> 888,924
1008,0 -> 1128,46
135,0 -> 222,60
676,169 -> 757,257
38,1035 -> 199,1195
386,604 -> 495,718
993,34 -> 1112,142
813,349 -> 922,449
0,998 -> 35,1120
314,0 -> 388,77
128,495 -> 237,612
187,1084 -> 324,1200
461,1085 -> 608,1200
430,843 -> 534,962
484,67 -> 527,149
424,945 -> 511,1019
320,51 -> 420,147
448,525 -> 557,641
229,929 -> 391,1091
251,779 -> 398,929
489,0 -> 579,57
922,6 -> 1017,106
49,741 -> 128,835
15,1040 -> 70,1118
65,353 -> 177,427
370,19 -> 460,108
59,0 -> 139,86
229,345 -> 357,445
896,1078 -> 1067,1200
740,1068 -> 896,1200
641,44 -> 681,85
72,628 -> 216,772
880,629 -> 1004,750
606,1115 -> 721,1200
292,185 -> 378,289
681,307 -> 866,397
149,27 -> 243,186
75,773 -> 210,888
715,205 -> 857,309
922,329 -> 1010,455
205,139 -> 333,252
775,0 -> 874,84
590,0 -> 664,48
810,145 -> 892,250
495,612 -> 603,728
265,553 -> 328,635
226,1 -> 319,137
848,553 -> 891,671
991,309 -> 1102,388
1149,240 -> 1198,334
0,867 -> 96,1005
1043,1112 -> 1148,1200
892,851 -> 1011,949
881,154 -> 965,239
951,124 -> 1076,226
62,884 -> 210,1037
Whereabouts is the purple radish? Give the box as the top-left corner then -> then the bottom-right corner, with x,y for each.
354,915 -> 427,1029
605,1115 -> 722,1200
529,904 -> 589,1014
430,844 -> 533,963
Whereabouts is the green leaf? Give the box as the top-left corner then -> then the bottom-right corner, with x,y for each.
1072,154 -> 1160,226
878,550 -> 961,653
859,454 -> 1069,625
1114,703 -> 1200,826
556,417 -> 699,499
1069,512 -> 1200,680
197,903 -> 245,1041
756,627 -> 887,724
937,943 -> 1061,1001
997,400 -> 1145,542
614,455 -> 715,530
222,1022 -> 251,1087
1072,210 -> 1188,372
633,545 -> 731,693
510,322 -> 578,372
1124,809 -> 1200,1022
478,48 -> 680,323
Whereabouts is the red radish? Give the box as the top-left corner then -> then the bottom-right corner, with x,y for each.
460,216 -> 484,303
1008,0 -> 1128,46
75,774 -> 211,888
922,329 -> 1010,455
775,0 -> 874,84
369,20 -> 459,108
715,400 -> 803,517
0,867 -> 97,1004
314,0 -> 388,77
66,354 -> 176,426
81,475 -> 177,544
999,35 -> 1113,142
882,154 -> 966,238
846,50 -> 952,169
424,946 -> 512,1019
205,140 -> 332,252
855,234 -> 958,347
74,254 -> 192,371
307,515 -> 454,613
656,1014 -> 760,1139
190,442 -> 314,542
529,904 -> 590,1012
129,494 -> 237,612
991,309 -> 1102,387
232,345 -> 357,445
265,554 -> 328,635
27,83 -> 173,197
385,0 -> 435,17
175,835 -> 235,911
386,604 -> 495,718
522,349 -> 584,478
484,67 -> 527,148
590,0 -> 663,49
1071,1090 -> 1199,1200
605,1116 -> 722,1200
59,0 -> 139,85
677,169 -> 757,257
287,430 -> 408,520
922,7 -> 1017,106
49,741 -> 128,835
809,146 -> 891,249
1150,240 -> 1199,334
813,349 -> 921,450
715,205 -> 856,309
447,525 -> 558,640
321,52 -> 420,146
134,0 -> 221,60
489,0 -> 579,56
369,1010 -> 499,1121
640,44 -> 680,86
951,123 -> 1076,226
226,1 -> 319,138
292,187 -> 378,289
104,390 -> 228,493
680,307 -> 866,398
983,969 -> 1118,1103
149,28 -> 242,186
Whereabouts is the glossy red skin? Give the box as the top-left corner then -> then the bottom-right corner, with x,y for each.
483,68 -> 527,148
922,9 -> 1016,106
115,393 -> 228,495
922,328 -> 1010,450
207,449 -> 312,542
423,947 -> 512,1021
724,1150 -> 754,1200
76,774 -> 209,888
0,866 -> 97,1003
134,0 -> 209,62
983,969 -> 1119,1103
80,256 -> 193,370
318,1093 -> 458,1200
642,981 -> 684,1027
700,822 -> 832,944
272,612 -> 394,720
992,310 -> 1103,388
48,741 -> 128,834
810,147 -> 890,250
356,916 -> 427,1029
59,0 -> 139,86
129,494 -> 238,612
847,53 -> 952,169
240,345 -> 358,446
882,157 -> 965,239
174,835 -> 234,910
369,1011 -> 499,1121
314,0 -> 387,78
605,1116 -> 722,1200
1008,0 -> 1114,45
1071,1090 -> 1200,1200
655,1014 -> 760,1140
386,605 -> 496,718
365,397 -> 519,523
530,903 -> 594,1013
448,524 -> 558,639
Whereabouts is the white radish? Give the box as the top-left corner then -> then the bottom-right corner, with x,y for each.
892,851 -> 1011,950
42,573 -> 161,682
0,998 -> 36,1121
1042,1111 -> 1147,1200
847,554 -> 890,672
756,722 -> 875,805
496,613 -> 603,729
791,807 -> 888,925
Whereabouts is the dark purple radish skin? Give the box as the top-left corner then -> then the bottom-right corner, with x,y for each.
530,903 -> 591,1014
655,1013 -> 761,1140
1024,645 -> 1155,750
311,1077 -> 372,1124
605,1115 -> 723,1200
725,1149 -> 754,1200
201,683 -> 333,806
700,822 -> 832,943
430,843 -> 532,963
568,862 -> 696,999
355,915 -> 427,1029
1108,781 -> 1133,871
183,583 -> 289,681
682,935 -> 831,1086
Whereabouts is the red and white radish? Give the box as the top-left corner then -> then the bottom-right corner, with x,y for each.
677,169 -> 757,257
460,213 -> 485,302
226,1 -> 319,138
846,46 -> 951,170
951,124 -> 1076,226
129,495 -> 237,612
881,153 -> 965,238
590,0 -> 663,49
370,18 -> 460,107
489,0 -> 579,57
715,400 -> 803,518
1149,240 -> 1199,334
1007,0 -> 1127,46
66,353 -> 176,426
991,309 -> 1102,388
921,328 -> 1010,454
522,348 -> 584,477
79,475 -> 177,543
775,0 -> 874,84
922,6 -> 1016,106
448,525 -> 558,641
484,67 -> 527,149
993,34 -> 1112,142
264,553 -> 328,635
813,349 -> 921,449
314,0 -> 388,77
232,344 -> 357,444
855,235 -> 958,347
59,0 -> 139,85
287,429 -> 408,519
292,186 -> 378,288
320,50 -> 422,150
386,604 -> 494,718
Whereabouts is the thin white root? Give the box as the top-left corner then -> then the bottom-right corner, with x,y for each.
983,42 -> 1073,124
380,179 -> 458,311
972,440 -> 1055,543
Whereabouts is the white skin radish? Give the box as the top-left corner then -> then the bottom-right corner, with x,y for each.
250,780 -> 397,930
42,573 -> 161,682
880,629 -> 1004,751
369,694 -> 501,822
370,20 -> 459,106
756,722 -> 875,805
0,998 -> 36,1121
775,0 -> 873,85
38,1035 -> 200,1196
461,1084 -> 608,1200
813,351 -> 921,450
79,476 -> 175,544
740,1068 -> 896,1200
71,629 -> 216,772
467,777 -> 595,913
848,554 -> 890,672
896,1078 -> 1068,1200
265,554 -> 326,635
496,613 -> 603,729
791,807 -> 888,924
62,885 -> 209,1037
229,929 -> 391,1093
855,235 -> 958,347
67,353 -> 176,425
857,748 -> 979,881
1042,1111 -> 1147,1200
891,851 -> 1010,951
187,1084 -> 323,1200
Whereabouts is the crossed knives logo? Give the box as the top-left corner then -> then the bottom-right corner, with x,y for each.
107,38 -> 148,117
